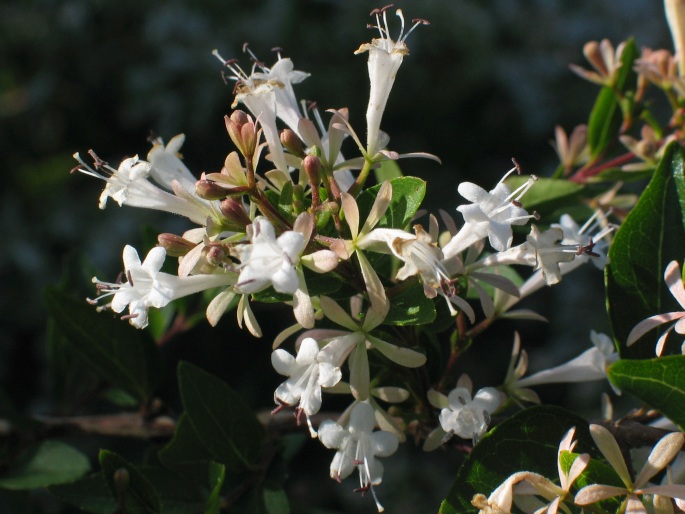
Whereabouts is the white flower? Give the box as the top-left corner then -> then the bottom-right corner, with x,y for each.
235,217 -> 305,295
91,245 -> 234,329
147,133 -> 198,193
214,49 -> 309,172
318,401 -> 399,512
515,330 -> 619,389
473,225 -> 580,286
73,152 -> 214,225
437,375 -> 502,443
355,6 -> 428,158
271,337 -> 342,436
443,169 -> 538,258
554,211 -> 614,270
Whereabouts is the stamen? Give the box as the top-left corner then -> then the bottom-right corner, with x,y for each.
126,269 -> 134,287
271,402 -> 286,415
121,313 -> 139,321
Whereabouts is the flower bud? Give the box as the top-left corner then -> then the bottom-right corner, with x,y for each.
225,111 -> 257,158
303,154 -> 322,185
195,179 -> 228,200
205,244 -> 228,267
280,128 -> 304,157
157,233 -> 196,257
113,468 -> 129,496
220,197 -> 251,229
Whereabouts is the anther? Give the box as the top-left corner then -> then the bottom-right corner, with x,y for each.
121,313 -> 139,321
88,150 -> 107,169
532,211 -> 541,221
126,270 -> 134,287
271,402 -> 286,415
511,157 -> 522,174
412,18 -> 430,25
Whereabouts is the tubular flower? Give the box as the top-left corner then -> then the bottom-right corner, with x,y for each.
627,260 -> 685,355
442,167 -> 538,259
235,217 -> 305,296
318,401 -> 399,512
355,6 -> 428,158
213,49 -> 309,172
73,152 -> 214,225
437,374 -> 502,444
90,245 -> 235,329
515,330 -> 619,389
271,337 -> 343,436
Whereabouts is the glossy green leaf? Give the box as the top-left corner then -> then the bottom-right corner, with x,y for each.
204,462 -> 226,514
0,441 -> 89,490
356,176 -> 426,230
440,406 -> 592,514
587,38 -> 638,158
559,451 -> 623,512
504,175 -> 584,218
608,356 -> 685,430
385,278 -> 436,326
44,287 -> 162,402
99,450 -> 161,514
178,362 -> 265,473
373,159 -> 403,182
606,142 -> 685,358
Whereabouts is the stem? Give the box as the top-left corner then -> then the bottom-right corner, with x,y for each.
569,151 -> 637,183
347,158 -> 374,196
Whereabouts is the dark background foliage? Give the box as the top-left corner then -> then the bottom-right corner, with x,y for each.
0,0 -> 670,512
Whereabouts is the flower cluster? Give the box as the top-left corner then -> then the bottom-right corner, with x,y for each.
70,3 -> 685,512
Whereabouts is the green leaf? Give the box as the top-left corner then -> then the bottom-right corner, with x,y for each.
0,441 -> 90,490
439,406 -> 592,514
559,451 -> 623,512
204,462 -> 226,514
99,450 -> 162,514
373,159 -> 403,182
278,181 -> 294,220
608,356 -> 685,430
606,142 -> 685,358
263,488 -> 290,514
385,278 -> 436,326
356,176 -> 426,230
504,176 -> 584,218
44,287 -> 162,403
178,362 -> 265,473
587,38 -> 638,158
49,473 -> 116,514
158,413 -> 214,479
